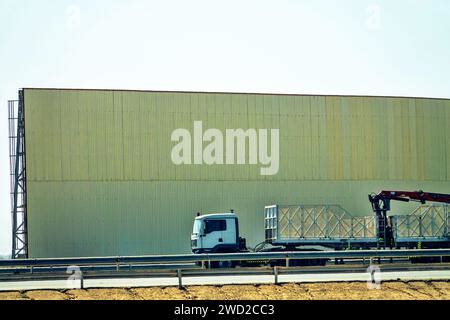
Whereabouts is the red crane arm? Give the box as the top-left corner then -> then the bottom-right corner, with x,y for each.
376,190 -> 450,204
368,190 -> 450,247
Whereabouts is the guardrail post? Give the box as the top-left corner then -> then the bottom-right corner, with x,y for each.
285,258 -> 289,267
177,269 -> 183,288
274,266 -> 278,285
30,266 -> 33,274
80,271 -> 84,289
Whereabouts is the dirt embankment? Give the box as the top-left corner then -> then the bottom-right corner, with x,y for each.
1,281 -> 450,300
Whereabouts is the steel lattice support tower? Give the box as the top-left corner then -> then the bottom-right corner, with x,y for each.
8,90 -> 28,258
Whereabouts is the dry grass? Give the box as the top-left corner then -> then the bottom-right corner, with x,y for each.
1,281 -> 450,300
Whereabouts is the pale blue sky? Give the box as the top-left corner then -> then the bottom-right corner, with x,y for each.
0,0 -> 449,256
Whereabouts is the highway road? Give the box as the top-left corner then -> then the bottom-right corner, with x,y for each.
1,269 -> 450,292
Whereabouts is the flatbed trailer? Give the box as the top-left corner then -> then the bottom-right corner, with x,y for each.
264,203 -> 450,251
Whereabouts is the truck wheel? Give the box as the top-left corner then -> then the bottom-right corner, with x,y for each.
205,261 -> 233,268
219,261 -> 233,268
208,261 -> 220,268
269,260 -> 283,267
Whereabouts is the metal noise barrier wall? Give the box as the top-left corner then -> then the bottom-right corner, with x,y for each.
265,205 -> 377,242
393,204 -> 449,239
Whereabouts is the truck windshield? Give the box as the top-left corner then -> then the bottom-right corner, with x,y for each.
193,220 -> 202,235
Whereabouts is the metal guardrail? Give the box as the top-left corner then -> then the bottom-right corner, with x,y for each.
1,250 -> 450,290
1,249 -> 450,268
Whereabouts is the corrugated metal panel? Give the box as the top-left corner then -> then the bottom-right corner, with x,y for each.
23,89 -> 450,257
25,89 -> 450,183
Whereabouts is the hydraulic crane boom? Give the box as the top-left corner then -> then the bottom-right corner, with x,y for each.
370,190 -> 450,205
368,190 -> 450,248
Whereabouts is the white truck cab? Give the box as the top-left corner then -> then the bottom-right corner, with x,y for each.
191,212 -> 241,253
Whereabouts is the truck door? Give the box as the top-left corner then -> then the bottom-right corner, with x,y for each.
203,219 -> 227,251
222,218 -> 237,246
